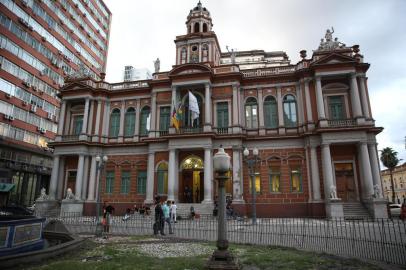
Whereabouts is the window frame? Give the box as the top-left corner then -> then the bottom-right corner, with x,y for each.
245,97 -> 258,129
290,165 -> 302,193
283,94 -> 297,128
105,171 -> 114,194
269,166 -> 281,193
120,170 -> 131,194
264,95 -> 278,128
137,170 -> 147,194
109,108 -> 120,137
124,107 -> 136,137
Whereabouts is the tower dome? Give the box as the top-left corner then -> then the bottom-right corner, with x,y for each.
186,1 -> 213,34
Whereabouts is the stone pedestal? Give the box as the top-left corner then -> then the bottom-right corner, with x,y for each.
371,198 -> 388,219
326,199 -> 344,218
34,200 -> 59,216
319,119 -> 328,128
61,200 -> 84,216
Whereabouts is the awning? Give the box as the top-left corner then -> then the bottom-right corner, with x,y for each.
0,183 -> 15,192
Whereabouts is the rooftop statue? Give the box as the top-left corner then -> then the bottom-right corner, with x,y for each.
226,46 -> 236,64
317,27 -> 346,51
154,58 -> 160,73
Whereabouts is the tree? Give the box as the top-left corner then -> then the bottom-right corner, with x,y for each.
380,147 -> 400,203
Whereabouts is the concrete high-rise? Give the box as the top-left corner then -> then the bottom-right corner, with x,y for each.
0,0 -> 111,207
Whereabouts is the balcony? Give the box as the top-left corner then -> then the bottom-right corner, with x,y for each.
179,127 -> 203,134
215,127 -> 229,135
327,119 -> 357,128
60,135 -> 80,142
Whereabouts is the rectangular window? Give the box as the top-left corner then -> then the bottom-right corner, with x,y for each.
269,166 -> 281,192
328,95 -> 345,120
137,171 -> 147,194
216,102 -> 229,129
121,171 -> 131,194
105,171 -> 114,194
248,174 -> 261,194
159,106 -> 170,131
73,115 -> 83,135
290,166 -> 302,192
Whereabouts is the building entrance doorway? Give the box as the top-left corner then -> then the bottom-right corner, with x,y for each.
335,163 -> 357,201
180,156 -> 204,203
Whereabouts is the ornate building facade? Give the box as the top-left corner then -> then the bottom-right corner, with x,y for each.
382,162 -> 406,204
50,2 -> 386,218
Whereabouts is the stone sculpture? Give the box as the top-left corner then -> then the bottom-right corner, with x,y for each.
330,185 -> 338,199
65,188 -> 75,200
36,187 -> 49,201
154,58 -> 160,73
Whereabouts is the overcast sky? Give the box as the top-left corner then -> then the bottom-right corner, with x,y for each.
103,0 -> 406,163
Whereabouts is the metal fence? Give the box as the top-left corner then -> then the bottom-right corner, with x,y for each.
42,213 -> 406,266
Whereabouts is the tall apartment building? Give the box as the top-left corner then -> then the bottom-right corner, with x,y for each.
123,66 -> 152,82
51,2 -> 386,218
0,0 -> 111,207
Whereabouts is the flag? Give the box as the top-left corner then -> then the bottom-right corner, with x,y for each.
188,91 -> 199,121
171,101 -> 180,131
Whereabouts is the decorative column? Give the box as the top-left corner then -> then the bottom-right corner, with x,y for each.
304,79 -> 314,125
315,76 -> 326,120
145,151 -> 155,204
92,100 -> 102,142
80,98 -> 90,140
257,88 -> 265,135
134,99 -> 141,141
358,75 -> 371,119
204,83 -> 212,132
49,155 -> 60,199
167,149 -> 176,201
296,82 -> 304,127
277,86 -> 285,134
102,101 -> 110,142
149,93 -> 157,138
232,84 -> 240,133
87,156 -> 97,201
369,143 -> 382,194
359,142 -> 374,199
64,103 -> 72,135
87,100 -> 95,136
118,101 -> 125,142
57,157 -> 65,199
232,148 -> 243,202
321,144 -> 334,198
57,101 -> 66,136
350,73 -> 363,119
81,156 -> 90,201
310,146 -> 321,201
203,148 -> 213,203
174,150 -> 179,201
75,155 -> 85,200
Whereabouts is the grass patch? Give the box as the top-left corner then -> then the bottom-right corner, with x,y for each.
24,238 -> 383,270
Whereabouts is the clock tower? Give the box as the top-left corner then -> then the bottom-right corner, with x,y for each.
175,1 -> 221,66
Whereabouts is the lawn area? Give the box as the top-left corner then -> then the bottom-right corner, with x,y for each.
22,236 -> 383,270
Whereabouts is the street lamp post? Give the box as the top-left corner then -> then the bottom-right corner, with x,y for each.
95,155 -> 108,237
207,147 -> 239,270
243,147 -> 259,225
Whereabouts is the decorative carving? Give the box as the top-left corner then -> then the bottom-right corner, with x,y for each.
317,27 -> 347,51
36,187 -> 49,201
65,188 -> 75,200
329,185 -> 338,199
373,184 -> 382,198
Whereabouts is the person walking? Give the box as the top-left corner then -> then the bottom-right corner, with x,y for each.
170,200 -> 177,223
153,196 -> 165,236
162,201 -> 173,234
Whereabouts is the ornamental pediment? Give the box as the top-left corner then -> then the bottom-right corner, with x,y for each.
311,52 -> 355,66
61,81 -> 91,91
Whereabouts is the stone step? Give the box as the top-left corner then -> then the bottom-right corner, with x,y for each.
342,202 -> 371,219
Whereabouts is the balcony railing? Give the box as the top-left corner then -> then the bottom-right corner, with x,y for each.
179,127 -> 203,134
159,130 -> 169,136
216,127 -> 229,134
241,66 -> 296,78
327,119 -> 357,128
60,135 -> 79,141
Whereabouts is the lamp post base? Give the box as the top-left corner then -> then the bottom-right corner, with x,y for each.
207,250 -> 240,270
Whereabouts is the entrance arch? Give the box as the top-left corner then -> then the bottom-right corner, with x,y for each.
180,155 -> 204,203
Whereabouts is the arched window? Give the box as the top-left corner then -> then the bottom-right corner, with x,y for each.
194,22 -> 200,33
124,107 -> 135,137
203,23 -> 208,32
245,97 -> 258,129
202,44 -> 209,62
140,106 -> 150,136
109,108 -> 120,137
283,94 -> 297,127
264,96 -> 278,128
157,162 -> 168,195
181,47 -> 187,64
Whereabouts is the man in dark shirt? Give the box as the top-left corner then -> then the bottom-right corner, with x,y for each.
153,196 -> 165,235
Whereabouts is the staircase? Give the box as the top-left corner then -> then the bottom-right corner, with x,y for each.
343,202 -> 371,220
176,203 -> 214,218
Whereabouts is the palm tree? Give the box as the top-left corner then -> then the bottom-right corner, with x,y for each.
380,147 -> 400,203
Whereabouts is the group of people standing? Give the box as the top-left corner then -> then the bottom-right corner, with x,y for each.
154,197 -> 177,236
